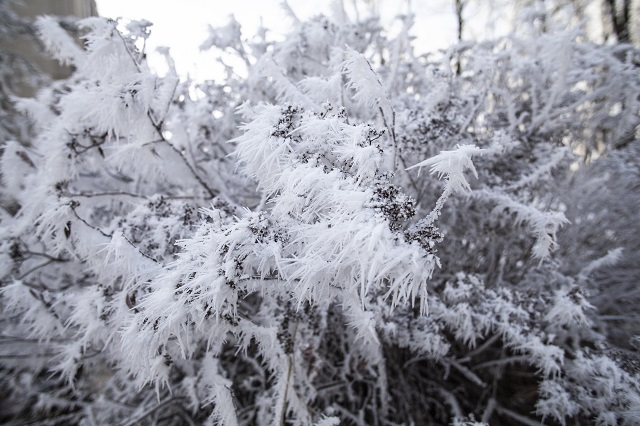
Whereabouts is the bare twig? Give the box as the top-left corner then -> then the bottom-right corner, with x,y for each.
70,204 -> 158,263
473,355 -> 529,370
449,359 -> 487,387
63,191 -> 147,199
120,397 -> 185,426
495,404 -> 542,426
278,320 -> 299,426
112,23 -> 216,199
461,333 -> 500,361
18,259 -> 59,280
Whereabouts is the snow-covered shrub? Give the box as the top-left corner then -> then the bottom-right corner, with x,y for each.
1,7 -> 639,426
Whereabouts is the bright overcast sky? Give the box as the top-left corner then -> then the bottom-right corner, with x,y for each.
95,0 -> 461,81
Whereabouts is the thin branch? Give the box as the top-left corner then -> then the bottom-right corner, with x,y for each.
0,336 -> 70,344
378,107 -> 398,169
175,406 -> 198,426
495,404 -> 542,426
146,113 -> 217,198
140,139 -> 165,147
69,204 -> 112,239
473,355 -> 529,370
70,204 -> 158,263
482,397 -> 497,424
23,249 -> 68,262
598,315 -> 640,321
449,359 -> 487,387
27,286 -> 64,325
0,352 -> 56,358
436,387 -> 463,419
22,411 -> 82,426
395,147 -> 421,196
18,259 -> 58,280
62,191 -> 147,199
462,333 -> 501,361
156,76 -> 180,124
113,22 -> 216,199
278,320 -> 299,426
64,191 -> 198,201
120,397 -> 185,426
